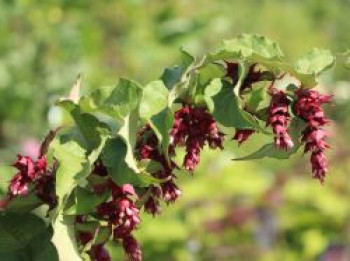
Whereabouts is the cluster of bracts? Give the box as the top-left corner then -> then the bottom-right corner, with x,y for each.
230,63 -> 331,183
1,63 -> 331,261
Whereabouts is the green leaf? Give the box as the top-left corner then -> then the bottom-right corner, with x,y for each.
138,172 -> 170,184
161,48 -> 195,90
27,227 -> 59,261
64,187 -> 110,215
258,59 -> 318,88
117,108 -> 140,175
234,118 -> 305,161
0,212 -> 47,252
212,80 -> 263,130
92,226 -> 111,246
245,85 -> 267,112
103,78 -> 143,119
101,137 -> 145,186
295,48 -> 335,76
198,63 -> 226,86
5,192 -> 42,213
233,143 -> 299,161
140,80 -> 169,120
57,98 -> 110,152
207,34 -> 284,63
0,165 -> 16,196
51,132 -> 91,212
205,34 -> 327,88
179,47 -> 195,71
0,214 -> 58,261
137,159 -> 169,184
75,221 -> 100,233
50,106 -> 109,213
202,78 -> 223,112
79,86 -> 114,113
161,66 -> 183,90
205,78 -> 223,97
78,78 -> 143,120
52,216 -> 82,261
149,107 -> 174,160
233,61 -> 249,97
30,241 -> 58,261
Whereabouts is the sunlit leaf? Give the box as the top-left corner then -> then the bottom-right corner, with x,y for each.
295,48 -> 334,75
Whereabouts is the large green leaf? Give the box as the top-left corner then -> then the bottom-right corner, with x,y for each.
0,214 -> 58,261
30,241 -> 58,261
64,187 -> 110,215
201,78 -> 223,112
102,110 -> 168,186
57,100 -> 110,153
0,223 -> 58,261
5,192 -> 42,213
207,34 -> 284,63
51,132 -> 91,212
205,34 -> 328,88
161,66 -> 182,91
0,212 -> 48,252
51,104 -> 109,212
139,80 -> 169,120
198,63 -> 226,86
79,86 -> 114,113
149,107 -> 174,160
27,227 -> 59,261
212,80 -> 263,131
118,108 -> 140,174
101,137 -> 145,186
52,216 -> 82,261
79,78 -> 143,121
103,78 -> 143,119
295,48 -> 335,76
245,85 -> 268,112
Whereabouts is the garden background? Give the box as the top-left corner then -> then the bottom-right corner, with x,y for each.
0,0 -> 349,260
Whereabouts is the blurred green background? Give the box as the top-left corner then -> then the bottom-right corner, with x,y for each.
0,0 -> 349,260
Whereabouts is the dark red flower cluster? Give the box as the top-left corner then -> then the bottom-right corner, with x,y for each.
76,182 -> 142,261
136,125 -> 181,214
170,105 -> 224,171
268,90 -> 294,150
232,129 -> 255,145
96,184 -> 141,261
122,235 -> 142,261
8,155 -> 57,208
294,89 -> 331,182
90,245 -> 112,261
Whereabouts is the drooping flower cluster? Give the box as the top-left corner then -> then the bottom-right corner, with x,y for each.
170,105 -> 224,171
294,89 -> 331,182
232,129 -> 255,145
96,183 -> 142,261
136,125 -> 181,214
90,245 -> 112,261
268,90 -> 294,150
8,155 -> 57,208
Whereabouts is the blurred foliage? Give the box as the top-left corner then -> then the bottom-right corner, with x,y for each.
0,0 -> 349,260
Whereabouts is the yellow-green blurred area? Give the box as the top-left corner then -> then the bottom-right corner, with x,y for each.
0,0 -> 349,260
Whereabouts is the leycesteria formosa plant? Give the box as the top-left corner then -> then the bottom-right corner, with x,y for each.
0,34 -> 342,261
